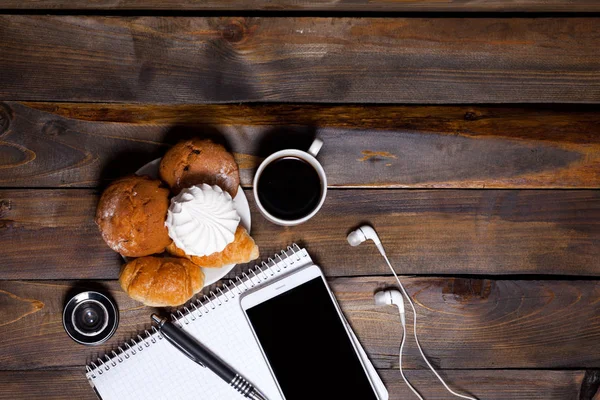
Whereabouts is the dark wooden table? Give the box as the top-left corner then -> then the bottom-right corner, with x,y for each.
1,2 -> 599,399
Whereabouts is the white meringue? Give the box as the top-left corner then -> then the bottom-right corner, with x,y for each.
166,184 -> 240,257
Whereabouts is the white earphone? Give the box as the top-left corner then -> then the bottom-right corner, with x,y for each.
348,225 -> 477,400
374,290 -> 405,327
347,226 -> 386,256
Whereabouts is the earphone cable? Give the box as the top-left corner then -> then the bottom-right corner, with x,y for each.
399,316 -> 424,400
382,254 -> 478,400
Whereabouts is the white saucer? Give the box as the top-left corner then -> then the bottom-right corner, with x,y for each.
136,158 -> 251,287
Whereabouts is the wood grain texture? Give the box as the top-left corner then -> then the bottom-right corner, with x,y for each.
3,102 -> 600,188
1,0 -> 600,12
379,369 -> 595,400
2,189 -> 599,279
0,278 -> 599,370
0,369 -> 594,400
0,369 -> 95,400
1,17 -> 600,103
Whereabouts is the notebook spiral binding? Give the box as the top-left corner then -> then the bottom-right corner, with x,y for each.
86,244 -> 307,379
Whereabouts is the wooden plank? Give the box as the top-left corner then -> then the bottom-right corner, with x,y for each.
0,278 -> 599,370
379,369 -> 596,400
0,369 -> 594,400
1,0 -> 600,12
1,189 -> 599,279
2,102 -> 600,189
0,369 -> 95,400
1,17 -> 599,104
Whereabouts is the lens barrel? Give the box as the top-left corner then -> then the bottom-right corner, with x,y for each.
63,291 -> 118,345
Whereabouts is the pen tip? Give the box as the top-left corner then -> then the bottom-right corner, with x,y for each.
151,314 -> 161,324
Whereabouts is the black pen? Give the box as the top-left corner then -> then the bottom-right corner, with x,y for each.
151,314 -> 268,400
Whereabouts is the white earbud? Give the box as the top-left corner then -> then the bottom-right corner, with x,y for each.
374,290 -> 405,326
347,225 -> 386,257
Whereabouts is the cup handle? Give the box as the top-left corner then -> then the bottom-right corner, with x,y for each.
307,138 -> 323,157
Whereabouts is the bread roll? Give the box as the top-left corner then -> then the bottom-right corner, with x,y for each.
120,256 -> 204,307
159,139 -> 240,197
95,175 -> 171,257
167,225 -> 259,268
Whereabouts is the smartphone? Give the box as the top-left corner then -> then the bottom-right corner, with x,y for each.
240,264 -> 380,400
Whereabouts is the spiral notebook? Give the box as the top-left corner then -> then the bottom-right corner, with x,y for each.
86,245 -> 387,400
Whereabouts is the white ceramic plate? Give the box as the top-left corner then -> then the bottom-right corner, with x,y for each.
136,158 -> 251,287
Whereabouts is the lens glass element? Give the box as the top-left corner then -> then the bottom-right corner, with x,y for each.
72,300 -> 109,336
73,301 -> 106,335
82,308 -> 99,327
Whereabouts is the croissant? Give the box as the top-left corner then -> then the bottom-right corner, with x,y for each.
119,256 -> 204,307
167,225 -> 259,268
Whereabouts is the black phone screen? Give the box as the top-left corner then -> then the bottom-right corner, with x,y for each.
245,276 -> 379,400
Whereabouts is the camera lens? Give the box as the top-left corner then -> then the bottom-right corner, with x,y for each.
63,291 -> 118,345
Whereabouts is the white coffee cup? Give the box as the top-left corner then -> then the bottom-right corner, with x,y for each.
253,139 -> 327,226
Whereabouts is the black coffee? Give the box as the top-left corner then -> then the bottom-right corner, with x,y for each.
257,157 -> 322,221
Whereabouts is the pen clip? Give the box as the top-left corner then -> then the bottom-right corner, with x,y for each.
166,333 -> 206,368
